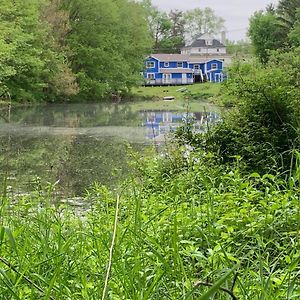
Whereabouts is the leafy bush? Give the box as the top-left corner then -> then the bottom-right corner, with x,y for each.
179,49 -> 300,175
0,151 -> 299,299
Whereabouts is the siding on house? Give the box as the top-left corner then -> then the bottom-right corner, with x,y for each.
144,55 -> 225,85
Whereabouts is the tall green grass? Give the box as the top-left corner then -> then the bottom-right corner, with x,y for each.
0,149 -> 299,299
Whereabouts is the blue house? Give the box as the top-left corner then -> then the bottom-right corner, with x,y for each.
144,54 -> 225,86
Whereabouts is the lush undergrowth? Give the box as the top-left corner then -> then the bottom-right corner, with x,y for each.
1,48 -> 300,300
0,148 -> 299,299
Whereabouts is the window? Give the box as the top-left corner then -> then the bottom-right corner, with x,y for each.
217,48 -> 220,52
211,63 -> 218,70
177,62 -> 183,68
198,48 -> 202,52
147,73 -> 155,80
194,65 -> 199,70
146,61 -> 155,68
164,62 -> 169,67
206,39 -> 213,46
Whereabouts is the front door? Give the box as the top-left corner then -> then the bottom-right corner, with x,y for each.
182,73 -> 187,84
215,73 -> 221,83
163,74 -> 172,84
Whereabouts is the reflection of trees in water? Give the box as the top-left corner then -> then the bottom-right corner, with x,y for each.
5,103 -> 142,127
0,102 -> 146,197
0,134 -> 142,197
57,136 -> 139,195
0,135 -> 70,195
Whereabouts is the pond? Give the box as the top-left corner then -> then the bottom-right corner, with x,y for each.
0,101 -> 220,198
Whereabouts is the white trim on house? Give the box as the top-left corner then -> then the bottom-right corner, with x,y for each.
177,62 -> 183,68
162,73 -> 172,84
164,62 -> 170,67
147,73 -> 155,79
146,61 -> 155,68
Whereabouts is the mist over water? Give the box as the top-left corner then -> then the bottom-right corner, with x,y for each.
0,102 -> 219,197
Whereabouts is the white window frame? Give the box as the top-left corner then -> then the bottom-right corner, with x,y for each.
177,62 -> 183,68
146,61 -> 155,69
147,73 -> 155,80
164,62 -> 169,67
194,64 -> 200,70
206,39 -> 213,46
211,63 -> 218,70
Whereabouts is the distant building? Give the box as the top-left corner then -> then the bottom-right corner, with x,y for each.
181,32 -> 231,67
144,33 -> 229,86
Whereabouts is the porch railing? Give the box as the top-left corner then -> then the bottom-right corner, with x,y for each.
145,78 -> 194,85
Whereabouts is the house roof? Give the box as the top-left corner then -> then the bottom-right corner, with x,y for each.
184,39 -> 225,49
161,68 -> 193,74
151,54 -> 189,62
188,57 -> 224,63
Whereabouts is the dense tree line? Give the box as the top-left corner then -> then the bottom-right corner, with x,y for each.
248,0 -> 300,63
0,0 -> 151,102
141,0 -> 225,53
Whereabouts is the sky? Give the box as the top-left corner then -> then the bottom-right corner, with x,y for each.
151,0 -> 278,41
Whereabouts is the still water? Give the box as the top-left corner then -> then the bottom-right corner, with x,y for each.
0,102 -> 219,197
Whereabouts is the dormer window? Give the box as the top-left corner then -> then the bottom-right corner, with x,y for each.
177,62 -> 183,68
164,62 -> 169,67
194,65 -> 199,70
211,63 -> 218,70
206,39 -> 213,46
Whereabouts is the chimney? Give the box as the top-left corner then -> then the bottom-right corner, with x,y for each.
221,31 -> 226,45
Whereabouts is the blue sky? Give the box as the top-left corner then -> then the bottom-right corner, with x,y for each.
151,0 -> 279,41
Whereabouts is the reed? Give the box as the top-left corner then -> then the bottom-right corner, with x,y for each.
0,149 -> 299,299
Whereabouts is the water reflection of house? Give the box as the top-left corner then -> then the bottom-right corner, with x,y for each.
143,111 -> 220,140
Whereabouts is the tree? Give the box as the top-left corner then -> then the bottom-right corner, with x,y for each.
249,0 -> 300,63
203,48 -> 300,174
0,0 -> 78,101
140,0 -> 172,52
277,0 -> 300,31
184,8 -> 225,41
288,9 -> 300,46
167,10 -> 186,52
62,0 -> 151,100
248,11 -> 285,63
226,40 -> 253,57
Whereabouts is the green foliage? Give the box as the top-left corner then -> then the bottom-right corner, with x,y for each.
225,40 -> 253,58
62,0 -> 151,101
0,149 -> 299,299
288,9 -> 300,46
141,2 -> 225,53
178,48 -> 300,174
248,11 -> 285,63
0,0 -> 78,102
0,0 -> 151,102
184,7 -> 225,40
141,1 -> 185,53
277,0 -> 300,31
249,0 -> 300,63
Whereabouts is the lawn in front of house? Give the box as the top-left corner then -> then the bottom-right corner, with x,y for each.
130,83 -> 222,112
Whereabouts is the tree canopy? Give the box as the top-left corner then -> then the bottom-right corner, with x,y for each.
249,0 -> 300,63
0,0 -> 151,102
141,1 -> 225,53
